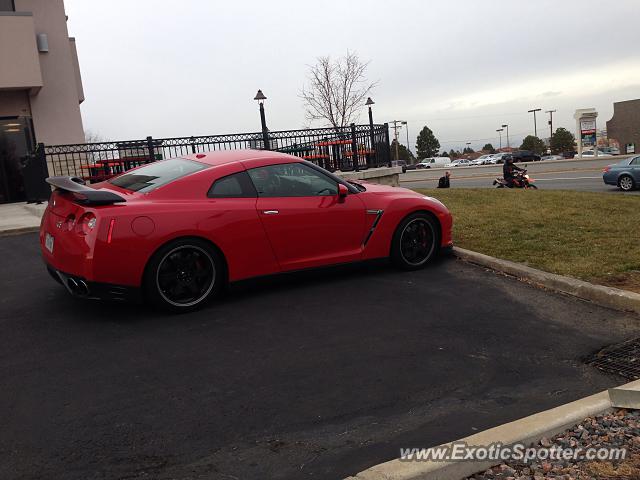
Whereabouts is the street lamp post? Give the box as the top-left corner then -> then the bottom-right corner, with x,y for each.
502,124 -> 510,149
254,89 -> 270,150
496,128 -> 504,149
528,109 -> 542,137
465,142 -> 471,154
365,97 -> 375,167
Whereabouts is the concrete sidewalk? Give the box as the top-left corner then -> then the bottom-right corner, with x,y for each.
0,202 -> 46,236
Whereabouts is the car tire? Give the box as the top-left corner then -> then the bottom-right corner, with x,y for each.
390,212 -> 440,271
143,238 -> 224,312
619,175 -> 635,192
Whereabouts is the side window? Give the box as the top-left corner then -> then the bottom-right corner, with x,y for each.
207,171 -> 256,198
247,163 -> 338,197
630,157 -> 640,165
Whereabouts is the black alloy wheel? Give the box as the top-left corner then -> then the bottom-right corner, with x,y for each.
145,238 -> 223,312
391,213 -> 439,270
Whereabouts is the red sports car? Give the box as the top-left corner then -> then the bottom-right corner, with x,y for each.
40,150 -> 453,311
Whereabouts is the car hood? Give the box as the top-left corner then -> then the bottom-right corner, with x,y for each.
355,180 -> 422,197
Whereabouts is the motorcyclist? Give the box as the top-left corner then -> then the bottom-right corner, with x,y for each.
502,155 -> 524,187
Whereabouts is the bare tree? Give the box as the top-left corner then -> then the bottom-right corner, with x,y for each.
84,129 -> 109,144
300,52 -> 377,130
84,130 -> 111,163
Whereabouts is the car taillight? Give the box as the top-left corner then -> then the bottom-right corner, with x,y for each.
602,166 -> 611,173
77,212 -> 97,235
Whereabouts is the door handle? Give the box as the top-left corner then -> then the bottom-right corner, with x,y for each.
262,210 -> 279,215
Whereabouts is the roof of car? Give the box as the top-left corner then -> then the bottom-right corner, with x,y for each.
182,149 -> 300,167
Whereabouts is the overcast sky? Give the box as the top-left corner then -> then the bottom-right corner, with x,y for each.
65,0 -> 640,152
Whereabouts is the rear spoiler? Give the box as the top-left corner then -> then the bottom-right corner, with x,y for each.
46,176 -> 126,205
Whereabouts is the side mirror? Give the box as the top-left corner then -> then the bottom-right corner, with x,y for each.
338,183 -> 348,201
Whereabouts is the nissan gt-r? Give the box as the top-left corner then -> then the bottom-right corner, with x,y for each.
40,150 -> 453,311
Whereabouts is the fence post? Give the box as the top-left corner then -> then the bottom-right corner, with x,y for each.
384,123 -> 392,167
146,136 -> 155,163
350,123 -> 359,172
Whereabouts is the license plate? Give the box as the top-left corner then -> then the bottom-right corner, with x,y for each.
45,233 -> 54,254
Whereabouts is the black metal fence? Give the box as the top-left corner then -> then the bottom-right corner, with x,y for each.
38,123 -> 391,183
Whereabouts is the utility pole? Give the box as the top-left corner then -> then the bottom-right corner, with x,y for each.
401,121 -> 410,156
389,120 -> 403,161
528,108 -> 542,137
496,128 -> 503,149
546,109 -> 556,140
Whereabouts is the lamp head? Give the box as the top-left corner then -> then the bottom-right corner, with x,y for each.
254,89 -> 267,104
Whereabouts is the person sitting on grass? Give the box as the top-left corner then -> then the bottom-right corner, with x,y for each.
437,171 -> 450,188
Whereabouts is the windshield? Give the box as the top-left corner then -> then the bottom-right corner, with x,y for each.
109,158 -> 208,193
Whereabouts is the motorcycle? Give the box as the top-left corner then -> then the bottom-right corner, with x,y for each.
493,167 -> 538,189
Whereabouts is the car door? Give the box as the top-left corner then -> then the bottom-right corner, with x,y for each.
630,156 -> 640,182
247,162 -> 367,271
206,169 -> 280,281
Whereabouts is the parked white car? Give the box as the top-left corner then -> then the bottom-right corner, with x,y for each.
416,157 -> 451,169
449,159 -> 472,167
471,155 -> 494,165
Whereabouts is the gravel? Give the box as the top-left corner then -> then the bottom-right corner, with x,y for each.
468,409 -> 640,480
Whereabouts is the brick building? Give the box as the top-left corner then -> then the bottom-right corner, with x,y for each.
606,99 -> 640,155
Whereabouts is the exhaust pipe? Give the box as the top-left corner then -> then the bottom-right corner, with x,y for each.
76,280 -> 90,296
67,277 -> 90,296
67,277 -> 79,293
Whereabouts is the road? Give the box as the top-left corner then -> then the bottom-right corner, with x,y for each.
400,156 -> 639,194
1,233 -> 639,480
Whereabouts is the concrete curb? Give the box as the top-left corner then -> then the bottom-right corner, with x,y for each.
453,247 -> 640,316
346,379 -> 640,480
0,226 -> 40,237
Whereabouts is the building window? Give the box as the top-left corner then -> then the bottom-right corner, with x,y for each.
0,0 -> 15,12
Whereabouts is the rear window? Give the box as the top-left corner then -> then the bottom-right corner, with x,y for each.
109,158 -> 207,193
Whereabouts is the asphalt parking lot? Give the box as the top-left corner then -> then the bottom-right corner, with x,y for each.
2,233 -> 639,480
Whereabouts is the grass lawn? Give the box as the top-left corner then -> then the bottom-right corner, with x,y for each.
416,188 -> 640,293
